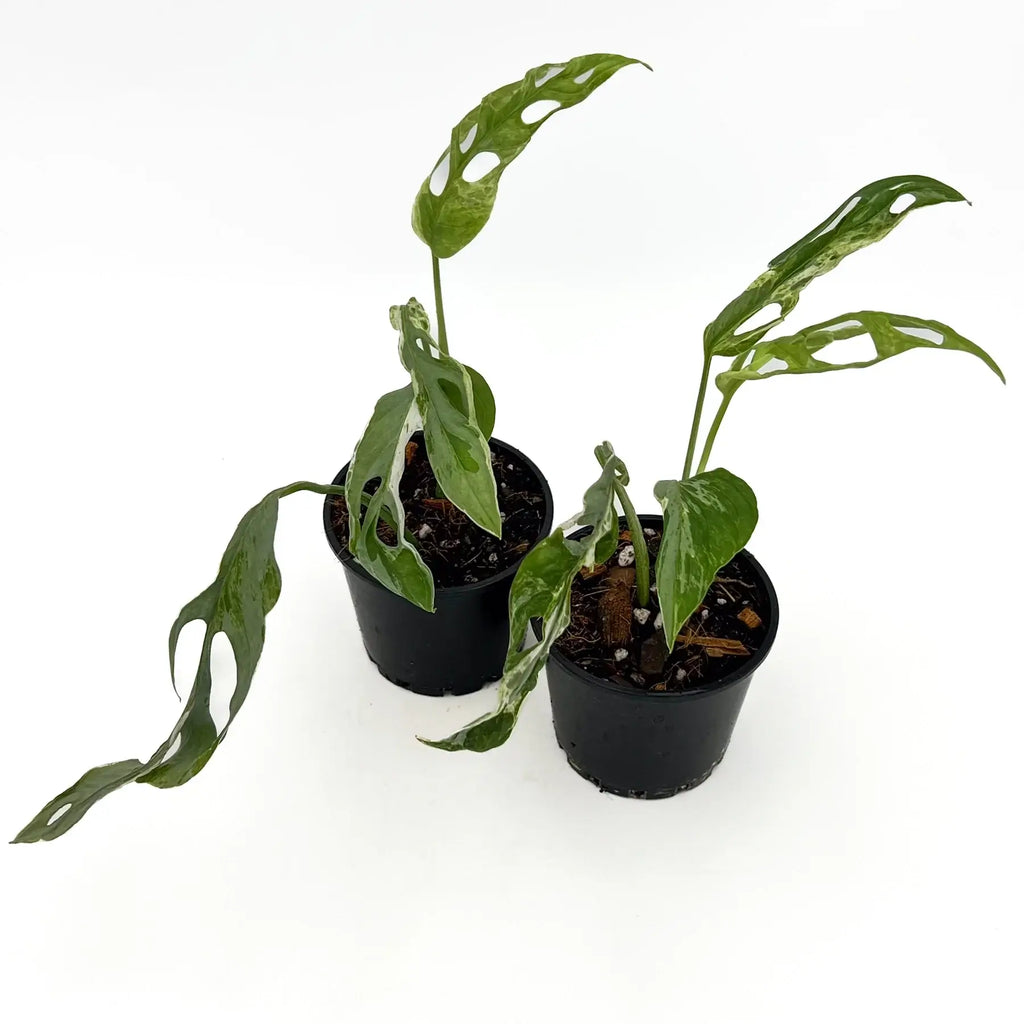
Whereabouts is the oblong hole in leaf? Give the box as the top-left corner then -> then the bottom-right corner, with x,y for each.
160,733 -> 182,765
574,68 -> 595,84
209,632 -> 238,736
459,124 -> 478,153
815,333 -> 877,365
734,303 -> 782,336
429,152 -> 451,196
173,618 -> 208,697
895,324 -> 943,344
811,196 -> 861,240
758,357 -> 790,374
47,803 -> 72,826
535,65 -> 564,87
462,151 -> 501,182
522,99 -> 561,124
890,194 -> 916,215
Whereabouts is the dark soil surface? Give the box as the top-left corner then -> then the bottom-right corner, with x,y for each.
328,432 -> 547,588
553,526 -> 769,693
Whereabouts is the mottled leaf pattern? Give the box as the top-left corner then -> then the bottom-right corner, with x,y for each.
715,310 -> 1005,398
420,445 -> 628,752
345,383 -> 434,612
704,176 -> 969,358
14,481 -> 345,842
653,470 -> 759,650
412,53 -> 650,258
393,299 -> 501,537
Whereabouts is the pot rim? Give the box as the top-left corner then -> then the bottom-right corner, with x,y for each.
546,513 -> 779,701
322,435 -> 555,597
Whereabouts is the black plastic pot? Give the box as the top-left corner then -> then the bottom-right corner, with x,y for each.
546,514 -> 779,798
323,437 -> 553,697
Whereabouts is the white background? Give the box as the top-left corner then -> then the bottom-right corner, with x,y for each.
2,1 -> 1021,1020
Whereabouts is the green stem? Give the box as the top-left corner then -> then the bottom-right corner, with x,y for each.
695,390 -> 735,475
614,480 -> 650,608
432,254 -> 449,354
682,352 -> 712,479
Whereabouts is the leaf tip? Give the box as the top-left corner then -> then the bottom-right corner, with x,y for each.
416,734 -> 460,752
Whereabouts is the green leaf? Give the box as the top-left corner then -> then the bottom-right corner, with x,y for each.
715,310 -> 1006,399
412,53 -> 651,259
13,481 -> 345,842
420,445 -> 628,752
704,175 -> 969,358
13,760 -> 152,844
345,382 -> 435,612
653,470 -> 759,651
393,299 -> 501,537
465,364 -> 496,440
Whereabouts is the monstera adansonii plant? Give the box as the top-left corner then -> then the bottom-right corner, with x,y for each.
420,174 -> 1005,753
13,53 -> 649,842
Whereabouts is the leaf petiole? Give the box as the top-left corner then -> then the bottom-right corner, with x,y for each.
613,479 -> 650,608
432,254 -> 449,354
682,352 -> 712,479
695,390 -> 735,475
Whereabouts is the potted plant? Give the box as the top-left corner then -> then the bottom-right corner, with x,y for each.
421,175 -> 1005,798
13,53 -> 649,843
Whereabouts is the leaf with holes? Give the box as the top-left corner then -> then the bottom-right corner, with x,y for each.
13,481 -> 347,842
704,176 -> 969,358
715,310 -> 1005,399
412,53 -> 650,259
419,444 -> 627,752
393,299 -> 501,537
653,470 -> 759,651
345,382 -> 434,612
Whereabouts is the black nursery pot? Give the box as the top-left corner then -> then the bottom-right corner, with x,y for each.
323,438 -> 553,697
547,515 -> 779,798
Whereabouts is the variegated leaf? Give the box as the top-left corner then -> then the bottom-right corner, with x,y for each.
14,480 -> 346,842
420,445 -> 628,752
345,383 -> 434,612
412,53 -> 650,259
704,176 -> 969,358
393,299 -> 501,537
653,470 -> 759,650
715,310 -> 1005,399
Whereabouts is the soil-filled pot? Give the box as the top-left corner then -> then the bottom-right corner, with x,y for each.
547,514 -> 779,798
323,437 -> 553,696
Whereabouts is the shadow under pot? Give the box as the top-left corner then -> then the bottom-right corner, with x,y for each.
323,435 -> 554,697
546,514 -> 779,798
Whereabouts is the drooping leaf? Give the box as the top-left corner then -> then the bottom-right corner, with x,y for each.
13,760 -> 154,844
420,444 -> 628,752
393,299 -> 501,537
577,442 -> 629,566
345,382 -> 434,612
13,481 -> 345,842
715,310 -> 1005,400
704,176 -> 969,358
465,364 -> 496,440
653,470 -> 759,651
412,53 -> 651,259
